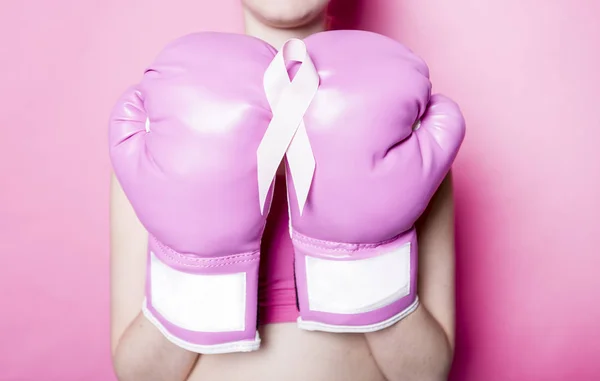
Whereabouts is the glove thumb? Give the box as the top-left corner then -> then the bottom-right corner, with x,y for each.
413,93 -> 466,180
108,85 -> 150,182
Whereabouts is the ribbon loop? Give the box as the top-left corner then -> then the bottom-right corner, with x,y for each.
257,39 -> 319,215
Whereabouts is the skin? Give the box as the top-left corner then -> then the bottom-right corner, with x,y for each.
110,2 -> 456,380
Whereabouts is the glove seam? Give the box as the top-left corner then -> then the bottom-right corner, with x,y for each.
152,236 -> 260,268
290,229 -> 407,253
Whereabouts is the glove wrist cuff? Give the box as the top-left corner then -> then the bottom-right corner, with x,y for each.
292,229 -> 419,333
143,238 -> 261,354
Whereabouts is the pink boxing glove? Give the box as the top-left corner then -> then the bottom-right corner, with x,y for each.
109,32 -> 278,353
282,30 -> 466,332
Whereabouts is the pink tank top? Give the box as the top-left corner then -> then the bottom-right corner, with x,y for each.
258,174 -> 299,324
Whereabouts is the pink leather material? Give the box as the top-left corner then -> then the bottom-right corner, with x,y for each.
293,229 -> 418,326
289,31 -> 461,242
109,32 -> 278,351
287,30 -> 467,330
109,30 -> 465,338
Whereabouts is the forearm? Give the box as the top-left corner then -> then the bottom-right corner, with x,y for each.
365,306 -> 453,381
113,312 -> 199,381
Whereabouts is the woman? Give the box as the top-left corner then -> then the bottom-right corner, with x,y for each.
110,1 -> 457,380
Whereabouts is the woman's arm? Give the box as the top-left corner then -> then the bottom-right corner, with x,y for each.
365,173 -> 456,381
110,173 -> 198,381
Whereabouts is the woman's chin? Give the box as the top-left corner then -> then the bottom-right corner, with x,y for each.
242,0 -> 330,28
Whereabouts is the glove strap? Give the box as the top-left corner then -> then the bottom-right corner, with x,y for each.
143,236 -> 261,354
292,229 -> 419,333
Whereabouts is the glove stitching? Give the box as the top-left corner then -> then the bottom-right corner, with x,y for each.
291,230 -> 401,253
152,237 -> 260,268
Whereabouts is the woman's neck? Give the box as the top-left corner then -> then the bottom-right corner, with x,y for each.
243,8 -> 327,49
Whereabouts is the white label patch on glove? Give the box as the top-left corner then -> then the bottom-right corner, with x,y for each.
305,243 -> 411,314
149,252 -> 247,332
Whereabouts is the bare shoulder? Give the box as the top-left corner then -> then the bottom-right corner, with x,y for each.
110,173 -> 148,354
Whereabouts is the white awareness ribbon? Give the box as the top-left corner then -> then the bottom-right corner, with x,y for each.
257,39 -> 319,215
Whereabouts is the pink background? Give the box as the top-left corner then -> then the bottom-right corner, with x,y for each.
1,0 -> 599,380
